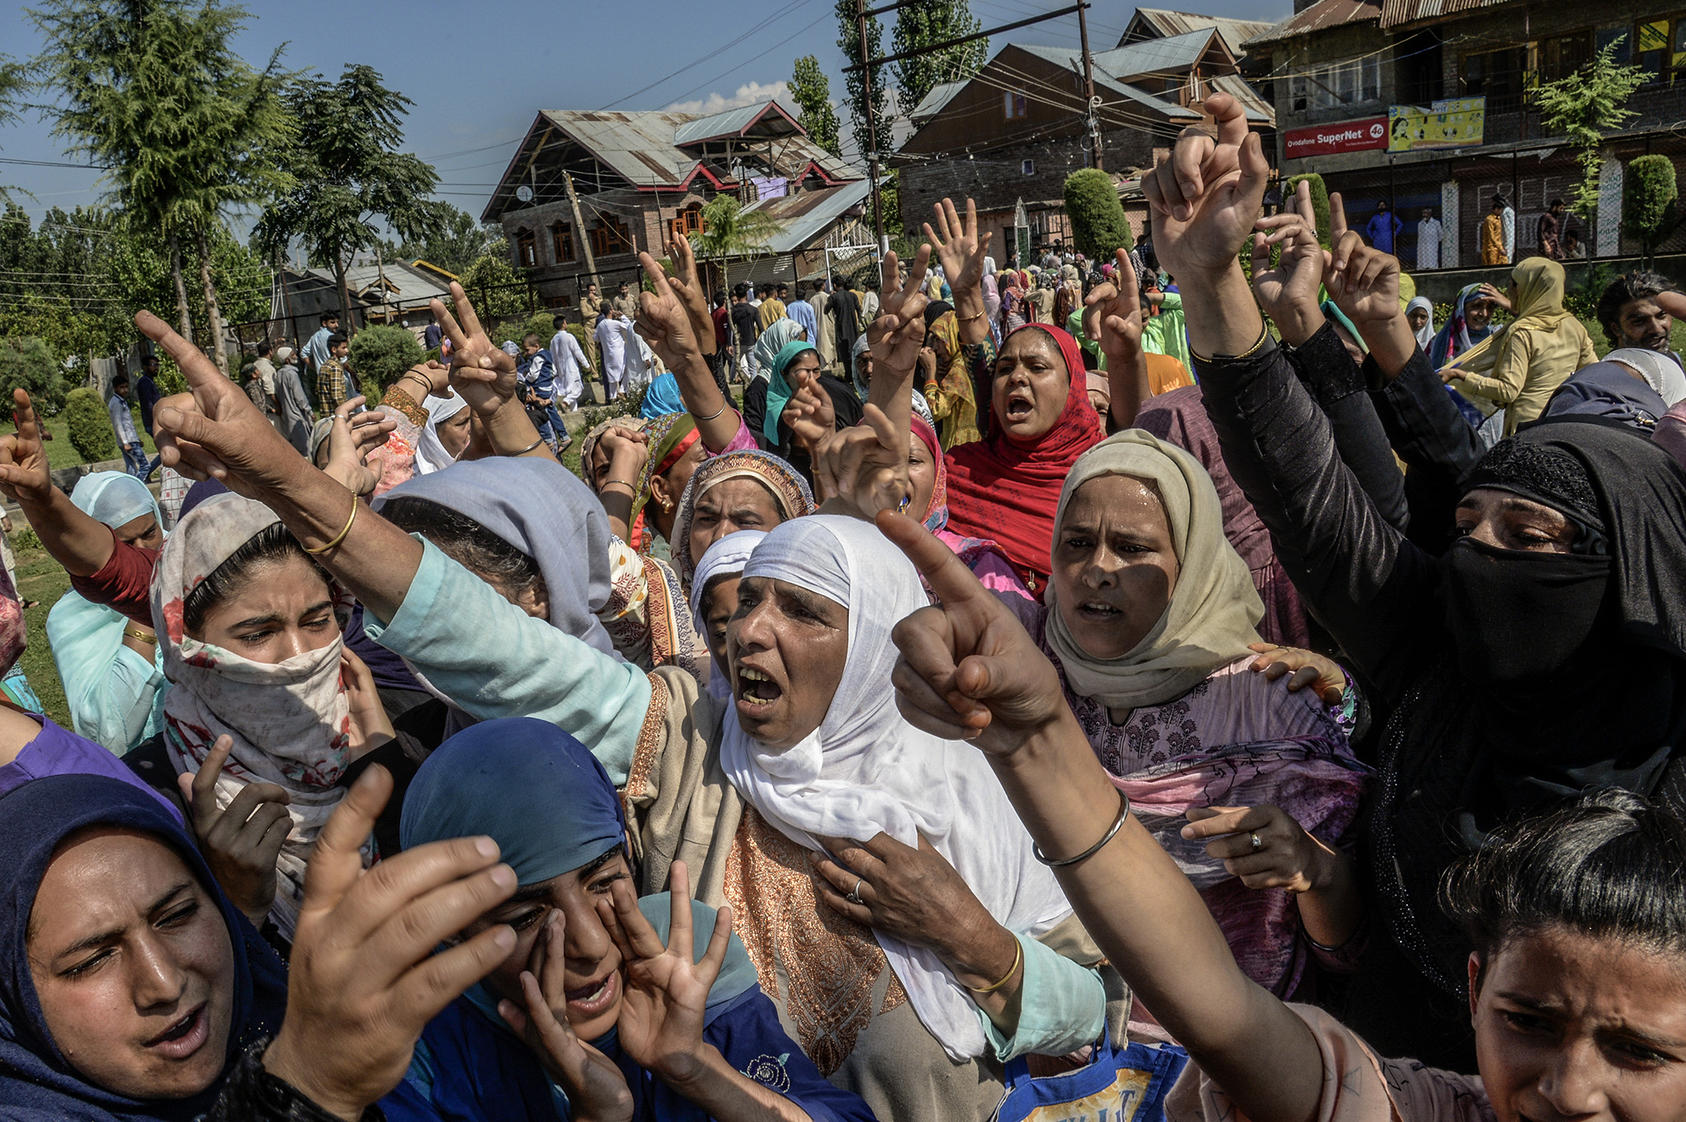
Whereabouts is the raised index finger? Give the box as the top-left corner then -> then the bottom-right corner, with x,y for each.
135,311 -> 221,392
9,389 -> 38,446
189,735 -> 235,832
876,509 -> 990,609
448,282 -> 485,341
1328,191 -> 1349,241
300,766 -> 398,919
1207,91 -> 1248,151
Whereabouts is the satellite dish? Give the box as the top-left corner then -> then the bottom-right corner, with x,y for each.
516,184 -> 535,203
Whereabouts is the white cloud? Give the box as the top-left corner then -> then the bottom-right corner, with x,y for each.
664,80 -> 791,116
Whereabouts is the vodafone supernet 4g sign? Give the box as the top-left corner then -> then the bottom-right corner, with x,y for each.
1284,117 -> 1389,160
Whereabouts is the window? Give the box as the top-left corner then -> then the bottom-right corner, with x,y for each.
1021,158 -> 1036,175
1289,55 -> 1381,112
514,229 -> 536,268
551,223 -> 575,263
1538,31 -> 1592,82
1461,46 -> 1527,112
590,216 -> 633,257
668,204 -> 705,242
1003,91 -> 1028,120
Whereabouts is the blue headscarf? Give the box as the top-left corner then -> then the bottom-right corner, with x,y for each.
0,775 -> 286,1121
69,472 -> 161,531
639,371 -> 687,421
400,718 -> 627,883
762,340 -> 819,446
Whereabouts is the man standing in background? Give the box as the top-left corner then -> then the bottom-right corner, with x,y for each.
548,315 -> 592,412
107,374 -> 147,478
731,284 -> 760,382
1414,207 -> 1443,270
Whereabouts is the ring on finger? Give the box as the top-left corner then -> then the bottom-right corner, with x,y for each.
846,877 -> 864,905
1249,831 -> 1263,852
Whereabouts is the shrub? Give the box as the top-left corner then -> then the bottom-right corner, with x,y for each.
65,386 -> 118,463
0,337 -> 67,416
346,325 -> 425,393
1622,154 -> 1678,261
1063,169 -> 1134,261
1284,173 -> 1332,247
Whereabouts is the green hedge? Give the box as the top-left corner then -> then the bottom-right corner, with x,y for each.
1284,173 -> 1332,247
65,386 -> 117,462
347,325 -> 425,394
1623,154 -> 1678,255
1063,168 -> 1134,261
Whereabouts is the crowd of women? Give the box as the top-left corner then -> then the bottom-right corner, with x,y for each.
0,92 -> 1684,1122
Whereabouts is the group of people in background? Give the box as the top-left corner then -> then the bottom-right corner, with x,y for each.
10,89 -> 1686,1122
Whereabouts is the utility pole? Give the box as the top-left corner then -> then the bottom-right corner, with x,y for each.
858,0 -> 887,254
1077,1 -> 1102,170
564,171 -> 601,293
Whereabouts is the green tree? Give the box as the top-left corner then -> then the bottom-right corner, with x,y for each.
346,323 -> 423,398
1623,154 -> 1678,265
0,337 -> 66,416
1535,38 -> 1644,219
256,65 -> 447,329
835,0 -> 888,161
65,385 -> 116,460
385,203 -> 502,277
459,251 -> 529,328
29,0 -> 296,370
791,55 -> 843,158
891,0 -> 986,126
1063,169 -> 1133,260
692,195 -> 786,297
1284,173 -> 1332,248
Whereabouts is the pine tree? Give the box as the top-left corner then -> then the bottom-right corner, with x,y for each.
255,65 -> 447,328
835,0 -> 888,161
791,55 -> 843,158
29,0 -> 296,370
890,0 -> 987,123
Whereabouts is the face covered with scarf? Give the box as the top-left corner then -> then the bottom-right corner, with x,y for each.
0,775 -> 286,1121
153,493 -> 353,942
717,516 -> 1075,1060
670,450 -> 815,583
414,391 -> 472,475
1046,430 -> 1264,708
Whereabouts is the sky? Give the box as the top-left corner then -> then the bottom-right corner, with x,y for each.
0,0 -> 1287,225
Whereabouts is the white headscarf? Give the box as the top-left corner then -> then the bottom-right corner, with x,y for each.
414,391 -> 469,475
1606,347 -> 1686,407
718,515 -> 1074,1060
688,530 -> 765,700
1406,296 -> 1436,350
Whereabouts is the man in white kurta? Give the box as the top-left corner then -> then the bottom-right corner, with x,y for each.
594,312 -> 631,401
548,321 -> 592,411
809,281 -> 837,375
1415,209 -> 1444,270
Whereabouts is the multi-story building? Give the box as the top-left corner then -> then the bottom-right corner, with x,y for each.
1247,0 -> 1686,266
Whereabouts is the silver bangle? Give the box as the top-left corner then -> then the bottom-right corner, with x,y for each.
1033,790 -> 1130,868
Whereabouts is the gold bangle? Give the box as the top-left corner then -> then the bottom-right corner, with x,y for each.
958,309 -> 987,322
1191,321 -> 1270,367
968,937 -> 1023,995
304,493 -> 359,555
602,478 -> 636,491
123,625 -> 157,646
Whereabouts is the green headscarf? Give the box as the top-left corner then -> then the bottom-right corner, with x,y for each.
763,340 -> 820,445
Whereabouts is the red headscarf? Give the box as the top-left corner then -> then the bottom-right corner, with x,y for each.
943,323 -> 1103,593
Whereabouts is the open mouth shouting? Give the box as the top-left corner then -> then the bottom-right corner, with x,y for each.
1003,389 -> 1036,421
143,1003 -> 210,1062
564,971 -> 619,1019
736,664 -> 784,710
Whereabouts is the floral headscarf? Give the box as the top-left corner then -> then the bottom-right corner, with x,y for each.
152,493 -> 357,941
670,449 -> 815,582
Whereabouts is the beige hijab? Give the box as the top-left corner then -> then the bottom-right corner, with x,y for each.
1044,429 -> 1263,708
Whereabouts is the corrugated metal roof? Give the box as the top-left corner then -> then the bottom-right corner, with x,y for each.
672,101 -> 798,145
910,80 -> 967,123
1209,73 -> 1276,123
743,179 -> 874,254
1377,0 -> 1504,29
537,109 -> 696,186
1245,0 -> 1380,46
1124,10 -> 1282,56
1014,40 -> 1207,117
309,263 -> 451,309
1088,70 -> 1205,119
1089,28 -> 1228,79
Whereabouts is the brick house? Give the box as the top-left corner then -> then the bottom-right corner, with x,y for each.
481,102 -> 867,311
893,23 -> 1275,263
1246,0 -> 1686,266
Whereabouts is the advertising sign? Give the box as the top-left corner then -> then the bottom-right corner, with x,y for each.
1284,117 -> 1389,160
1386,97 -> 1486,152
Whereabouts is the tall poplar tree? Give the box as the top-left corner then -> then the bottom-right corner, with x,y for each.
890,0 -> 987,122
790,55 -> 842,158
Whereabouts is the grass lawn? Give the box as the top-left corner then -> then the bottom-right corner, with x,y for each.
36,407 -> 160,472
13,534 -> 72,729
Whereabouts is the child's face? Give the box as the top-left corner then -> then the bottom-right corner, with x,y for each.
524,341 -> 541,356
332,343 -> 349,358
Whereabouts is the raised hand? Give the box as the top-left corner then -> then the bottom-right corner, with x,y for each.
261,766 -> 518,1120
779,374 -> 835,451
923,197 -> 992,302
498,910 -> 635,1122
811,403 -> 912,517
177,734 -> 292,926
634,251 -> 708,374
1081,248 -> 1145,365
341,647 -> 396,759
867,245 -> 933,394
662,235 -> 717,357
1180,804 -> 1340,894
1143,92 -> 1269,280
136,311 -> 303,495
599,861 -> 731,1087
877,511 -> 1067,754
1324,192 -> 1402,327
316,397 -> 396,498
431,283 -> 519,418
1249,182 -> 1328,345
0,390 -> 55,506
